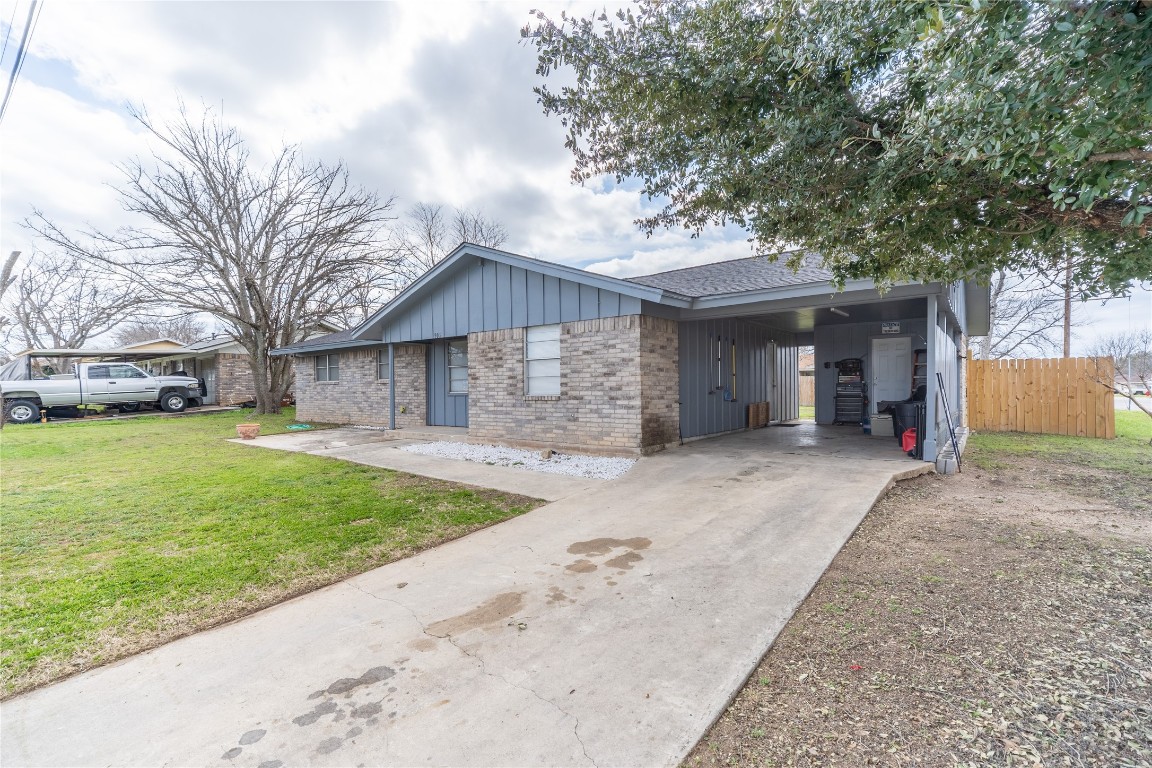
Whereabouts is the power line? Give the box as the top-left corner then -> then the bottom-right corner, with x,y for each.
1,1 -> 20,65
0,0 -> 41,126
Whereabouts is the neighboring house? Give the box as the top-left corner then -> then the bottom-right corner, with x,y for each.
148,337 -> 255,406
117,338 -> 187,353
272,244 -> 988,463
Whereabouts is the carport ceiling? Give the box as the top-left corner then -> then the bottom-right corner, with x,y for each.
739,297 -> 928,333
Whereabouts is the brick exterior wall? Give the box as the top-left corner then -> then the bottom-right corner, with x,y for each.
639,316 -> 680,448
468,315 -> 679,455
215,353 -> 256,406
292,344 -> 426,428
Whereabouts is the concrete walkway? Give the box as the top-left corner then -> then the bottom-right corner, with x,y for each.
1,425 -> 930,768
232,427 -> 603,501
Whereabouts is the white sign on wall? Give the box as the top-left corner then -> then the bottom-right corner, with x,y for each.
881,322 -> 901,334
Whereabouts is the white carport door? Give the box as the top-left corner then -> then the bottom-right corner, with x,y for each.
871,337 -> 911,412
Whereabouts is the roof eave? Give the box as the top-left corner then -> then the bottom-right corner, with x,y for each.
270,339 -> 385,357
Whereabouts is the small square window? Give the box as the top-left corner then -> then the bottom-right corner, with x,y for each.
315,354 -> 340,382
525,324 -> 560,396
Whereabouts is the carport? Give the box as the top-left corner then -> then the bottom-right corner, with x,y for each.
629,261 -> 990,465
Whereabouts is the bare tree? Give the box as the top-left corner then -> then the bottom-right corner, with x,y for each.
3,251 -> 149,352
976,270 -> 1067,359
389,203 -> 508,290
31,106 -> 396,414
1090,330 -> 1152,393
113,315 -> 208,346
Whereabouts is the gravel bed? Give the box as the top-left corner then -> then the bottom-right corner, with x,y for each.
400,441 -> 636,480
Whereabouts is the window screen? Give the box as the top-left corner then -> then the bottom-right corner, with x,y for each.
525,324 -> 560,395
448,340 -> 468,394
315,354 -> 340,382
377,349 -> 390,381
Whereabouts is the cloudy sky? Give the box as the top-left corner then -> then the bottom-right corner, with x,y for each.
1,0 -> 1148,352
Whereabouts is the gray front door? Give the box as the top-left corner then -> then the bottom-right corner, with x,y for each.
427,339 -> 468,427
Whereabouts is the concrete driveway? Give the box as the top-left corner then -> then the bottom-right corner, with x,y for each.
1,425 -> 929,768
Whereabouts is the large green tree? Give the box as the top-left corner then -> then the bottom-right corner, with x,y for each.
524,0 -> 1152,294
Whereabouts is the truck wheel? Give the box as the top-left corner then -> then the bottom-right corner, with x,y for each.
159,392 -> 188,413
5,399 -> 41,424
118,402 -> 142,413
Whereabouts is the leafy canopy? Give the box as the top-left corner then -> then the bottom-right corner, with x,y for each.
524,0 -> 1152,294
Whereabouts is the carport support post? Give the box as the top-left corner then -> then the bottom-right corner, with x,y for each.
388,343 -> 396,431
923,296 -> 938,463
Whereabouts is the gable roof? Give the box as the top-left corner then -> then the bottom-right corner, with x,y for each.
348,242 -> 684,342
626,252 -> 832,298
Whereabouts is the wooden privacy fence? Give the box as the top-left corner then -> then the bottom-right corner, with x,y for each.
967,356 -> 1115,438
799,375 -> 815,406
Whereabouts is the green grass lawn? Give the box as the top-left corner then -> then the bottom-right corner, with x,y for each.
968,409 -> 1152,477
798,405 -> 815,420
0,409 -> 540,697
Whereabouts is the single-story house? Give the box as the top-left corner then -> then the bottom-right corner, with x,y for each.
272,244 -> 988,463
147,336 -> 256,406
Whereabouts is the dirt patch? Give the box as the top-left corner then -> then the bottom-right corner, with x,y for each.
687,454 -> 1152,767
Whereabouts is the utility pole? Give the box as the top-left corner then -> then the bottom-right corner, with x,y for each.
1063,253 -> 1072,358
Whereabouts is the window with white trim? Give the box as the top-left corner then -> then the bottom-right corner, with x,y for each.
447,340 -> 468,394
377,349 -> 390,381
315,353 -> 340,382
525,324 -> 560,395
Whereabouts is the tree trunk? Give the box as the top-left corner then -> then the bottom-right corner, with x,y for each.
1063,256 -> 1072,359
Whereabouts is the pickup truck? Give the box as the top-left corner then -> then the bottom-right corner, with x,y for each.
1,360 -> 203,424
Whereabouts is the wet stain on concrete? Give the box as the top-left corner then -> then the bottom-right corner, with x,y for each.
433,699 -> 451,708
222,747 -> 242,760
257,761 -> 283,768
407,637 -> 437,652
316,736 -> 344,755
606,580 -> 617,586
294,700 -> 339,726
346,726 -> 363,739
239,729 -> 266,745
352,702 -> 383,719
565,559 -> 597,573
567,537 -> 651,556
604,551 -> 643,570
326,666 -> 396,695
306,689 -> 326,700
546,586 -> 575,605
426,592 -> 525,637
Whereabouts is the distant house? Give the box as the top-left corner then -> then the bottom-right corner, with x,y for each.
272,243 -> 988,463
149,337 -> 255,406
116,338 -> 188,353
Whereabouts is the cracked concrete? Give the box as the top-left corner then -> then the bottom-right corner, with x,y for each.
1,424 -> 929,767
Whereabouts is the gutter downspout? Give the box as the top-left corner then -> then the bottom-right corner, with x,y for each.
388,343 -> 396,430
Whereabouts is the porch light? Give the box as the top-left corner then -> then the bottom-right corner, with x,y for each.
830,307 -> 850,317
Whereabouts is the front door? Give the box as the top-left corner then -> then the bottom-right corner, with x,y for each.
427,339 -> 469,427
871,336 -> 912,413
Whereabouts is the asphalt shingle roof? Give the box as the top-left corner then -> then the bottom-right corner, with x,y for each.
281,328 -> 358,350
626,252 -> 832,298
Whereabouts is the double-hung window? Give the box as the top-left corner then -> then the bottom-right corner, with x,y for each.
525,324 -> 560,395
447,340 -> 468,394
315,354 -> 340,382
377,349 -> 390,381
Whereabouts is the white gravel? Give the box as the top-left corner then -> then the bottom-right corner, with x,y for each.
399,441 -> 636,480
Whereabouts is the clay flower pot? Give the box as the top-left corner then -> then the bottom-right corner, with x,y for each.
236,423 -> 261,440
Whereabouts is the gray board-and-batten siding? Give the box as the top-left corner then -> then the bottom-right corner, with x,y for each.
377,257 -> 643,344
679,318 -> 800,439
427,339 -> 468,428
812,314 -> 929,425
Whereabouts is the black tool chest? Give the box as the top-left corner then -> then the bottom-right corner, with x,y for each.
834,358 -> 866,424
